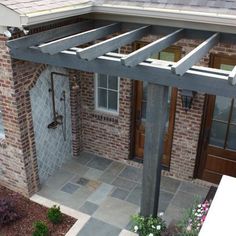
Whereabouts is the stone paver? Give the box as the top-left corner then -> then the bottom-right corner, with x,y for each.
87,156 -> 112,171
112,177 -> 137,191
79,201 -> 99,215
119,166 -> 142,183
38,152 -> 209,233
77,217 -> 121,236
126,184 -> 142,206
111,188 -> 130,200
87,183 -> 114,204
60,182 -> 79,194
160,176 -> 181,193
94,197 -> 139,228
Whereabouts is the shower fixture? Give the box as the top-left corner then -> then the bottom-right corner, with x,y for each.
47,72 -> 68,131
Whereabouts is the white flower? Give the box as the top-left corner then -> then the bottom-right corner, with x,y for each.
134,225 -> 138,232
152,225 -> 155,229
148,234 -> 154,236
159,212 -> 164,216
156,225 -> 161,230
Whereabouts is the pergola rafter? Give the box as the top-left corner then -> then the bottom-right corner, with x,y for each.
7,19 -> 236,217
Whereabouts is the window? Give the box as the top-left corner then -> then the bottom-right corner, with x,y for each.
95,74 -> 119,114
0,110 -> 5,138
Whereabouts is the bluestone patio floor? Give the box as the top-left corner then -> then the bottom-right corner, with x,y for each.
37,152 -> 209,236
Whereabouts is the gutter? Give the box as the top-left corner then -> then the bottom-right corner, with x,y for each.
3,1 -> 236,31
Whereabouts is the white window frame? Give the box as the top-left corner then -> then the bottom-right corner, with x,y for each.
95,73 -> 120,115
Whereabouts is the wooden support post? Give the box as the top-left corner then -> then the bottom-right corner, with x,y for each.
141,83 -> 168,217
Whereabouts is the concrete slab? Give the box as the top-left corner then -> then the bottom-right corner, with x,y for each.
163,204 -> 184,226
94,197 -> 139,229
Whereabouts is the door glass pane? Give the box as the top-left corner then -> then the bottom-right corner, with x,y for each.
98,74 -> 107,88
108,76 -> 118,90
227,125 -> 236,150
220,64 -> 234,71
213,96 -> 231,122
209,121 -> 227,148
108,91 -> 118,111
98,88 -> 107,108
231,101 -> 236,124
159,51 -> 175,62
141,101 -> 147,119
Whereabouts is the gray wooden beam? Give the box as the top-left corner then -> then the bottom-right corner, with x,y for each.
141,83 -> 168,217
38,23 -> 121,55
7,21 -> 93,49
77,25 -> 151,60
228,66 -> 236,85
10,48 -> 236,97
172,33 -> 220,76
121,29 -> 184,67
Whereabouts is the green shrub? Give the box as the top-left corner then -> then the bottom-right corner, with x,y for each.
47,205 -> 62,224
32,221 -> 49,236
131,214 -> 166,236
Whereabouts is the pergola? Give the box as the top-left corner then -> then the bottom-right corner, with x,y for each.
7,19 -> 236,217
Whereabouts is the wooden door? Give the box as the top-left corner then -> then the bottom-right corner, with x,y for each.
197,54 -> 236,183
133,44 -> 181,168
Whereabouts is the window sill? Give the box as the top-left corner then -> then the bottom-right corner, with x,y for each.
92,111 -> 119,124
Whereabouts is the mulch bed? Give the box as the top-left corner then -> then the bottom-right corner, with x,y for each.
0,185 -> 77,236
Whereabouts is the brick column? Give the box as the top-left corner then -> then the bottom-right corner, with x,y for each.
0,35 -> 40,196
69,70 -> 81,157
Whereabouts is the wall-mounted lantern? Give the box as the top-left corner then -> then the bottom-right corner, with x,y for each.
181,90 -> 196,112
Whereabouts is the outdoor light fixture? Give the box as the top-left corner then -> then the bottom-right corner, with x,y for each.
181,90 -> 196,112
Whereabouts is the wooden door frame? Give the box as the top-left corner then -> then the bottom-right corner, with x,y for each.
194,53 -> 236,179
130,42 -> 181,169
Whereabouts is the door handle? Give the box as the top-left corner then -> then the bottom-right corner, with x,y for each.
137,110 -> 141,125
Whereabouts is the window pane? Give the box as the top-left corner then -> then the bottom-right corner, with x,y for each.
227,125 -> 236,150
141,101 -> 146,120
142,81 -> 148,101
209,121 -> 227,148
108,91 -> 118,111
98,74 -> 107,88
98,88 -> 107,109
108,76 -> 118,90
160,51 -> 175,62
213,96 -> 231,122
220,64 -> 234,71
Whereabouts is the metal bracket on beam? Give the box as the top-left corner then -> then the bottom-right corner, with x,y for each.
121,28 -> 184,67
77,25 -> 151,61
171,32 -> 220,76
228,66 -> 236,85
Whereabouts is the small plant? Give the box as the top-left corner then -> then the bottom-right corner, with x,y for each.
32,221 -> 49,236
0,198 -> 19,225
47,205 -> 62,224
131,213 -> 166,236
177,197 -> 211,236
